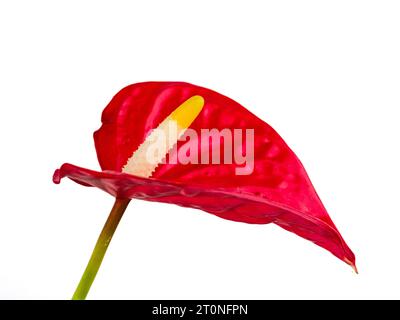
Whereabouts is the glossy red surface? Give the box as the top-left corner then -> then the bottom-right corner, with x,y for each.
53,82 -> 355,268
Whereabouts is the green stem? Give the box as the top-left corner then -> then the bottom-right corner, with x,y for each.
72,198 -> 131,300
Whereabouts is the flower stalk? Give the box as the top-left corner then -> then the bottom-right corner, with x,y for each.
72,198 -> 130,300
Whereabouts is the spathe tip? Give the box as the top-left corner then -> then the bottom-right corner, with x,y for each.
350,262 -> 358,274
344,258 -> 358,274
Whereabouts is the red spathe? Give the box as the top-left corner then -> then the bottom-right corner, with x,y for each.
53,81 -> 356,269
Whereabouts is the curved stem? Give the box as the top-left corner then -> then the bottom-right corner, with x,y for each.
72,198 -> 131,300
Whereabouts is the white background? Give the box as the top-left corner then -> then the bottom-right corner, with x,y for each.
1,1 -> 399,299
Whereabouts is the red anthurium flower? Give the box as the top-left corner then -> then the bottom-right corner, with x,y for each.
54,81 -> 356,299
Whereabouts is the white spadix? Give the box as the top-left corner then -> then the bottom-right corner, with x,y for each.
122,95 -> 204,178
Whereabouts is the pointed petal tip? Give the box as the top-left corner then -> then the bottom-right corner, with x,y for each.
344,257 -> 358,274
351,263 -> 359,274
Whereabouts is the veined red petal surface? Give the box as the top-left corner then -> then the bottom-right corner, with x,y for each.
54,81 -> 356,269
